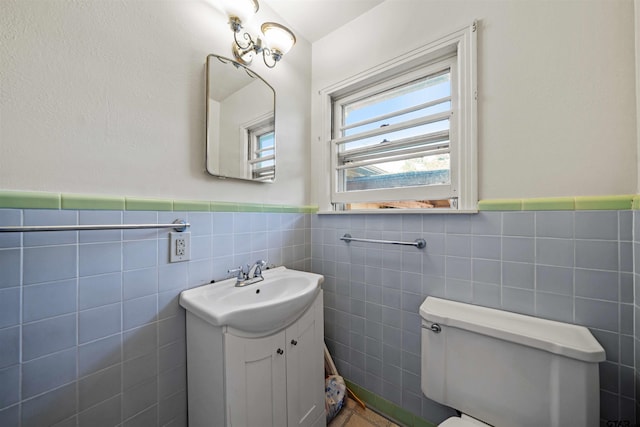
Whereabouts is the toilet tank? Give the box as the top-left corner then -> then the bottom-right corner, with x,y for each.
420,297 -> 605,427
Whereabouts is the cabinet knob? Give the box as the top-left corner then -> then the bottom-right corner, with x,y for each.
290,339 -> 298,346
277,348 -> 284,355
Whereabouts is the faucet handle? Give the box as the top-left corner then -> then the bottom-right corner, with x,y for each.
228,266 -> 245,280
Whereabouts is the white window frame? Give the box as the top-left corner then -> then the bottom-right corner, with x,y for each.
318,21 -> 477,213
240,113 -> 275,181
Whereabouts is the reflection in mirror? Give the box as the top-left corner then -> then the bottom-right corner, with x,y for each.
206,54 -> 276,182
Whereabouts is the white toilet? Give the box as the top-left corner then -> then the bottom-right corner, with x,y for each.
419,297 -> 606,427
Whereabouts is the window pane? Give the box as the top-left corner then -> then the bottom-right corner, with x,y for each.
258,132 -> 274,150
342,119 -> 449,152
343,153 -> 450,191
344,73 -> 450,128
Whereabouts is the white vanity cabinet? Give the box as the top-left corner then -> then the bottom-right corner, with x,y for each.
185,291 -> 325,427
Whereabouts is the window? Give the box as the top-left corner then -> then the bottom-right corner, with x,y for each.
248,120 -> 275,181
323,22 -> 477,212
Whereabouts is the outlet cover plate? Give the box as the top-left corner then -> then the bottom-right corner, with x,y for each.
170,231 -> 191,262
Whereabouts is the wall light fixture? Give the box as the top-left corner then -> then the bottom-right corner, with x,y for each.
221,0 -> 296,68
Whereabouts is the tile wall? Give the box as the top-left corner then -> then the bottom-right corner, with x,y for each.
634,211 -> 640,423
312,211 -> 636,426
0,206 -> 636,426
0,209 -> 310,427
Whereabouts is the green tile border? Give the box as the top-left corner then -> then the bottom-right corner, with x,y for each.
574,194 -> 634,210
521,197 -> 575,211
344,380 -> 436,427
479,195 -> 636,211
477,199 -> 522,211
172,200 -> 211,212
125,197 -> 174,211
0,190 -> 318,213
61,193 -> 125,210
4,189 -> 638,213
0,191 -> 61,209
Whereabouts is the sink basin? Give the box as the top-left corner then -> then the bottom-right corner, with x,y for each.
179,266 -> 324,334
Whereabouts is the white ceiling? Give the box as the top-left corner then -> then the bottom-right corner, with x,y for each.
263,0 -> 384,43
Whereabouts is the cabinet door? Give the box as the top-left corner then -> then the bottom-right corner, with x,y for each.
286,294 -> 325,427
225,332 -> 288,427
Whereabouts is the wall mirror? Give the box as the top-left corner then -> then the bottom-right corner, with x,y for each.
205,54 -> 276,182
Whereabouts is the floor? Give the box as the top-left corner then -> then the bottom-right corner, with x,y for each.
328,396 -> 401,427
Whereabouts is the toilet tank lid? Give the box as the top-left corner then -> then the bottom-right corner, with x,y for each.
420,297 -> 605,363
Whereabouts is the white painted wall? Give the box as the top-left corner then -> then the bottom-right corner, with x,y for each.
0,0 -> 311,205
311,0 -> 638,203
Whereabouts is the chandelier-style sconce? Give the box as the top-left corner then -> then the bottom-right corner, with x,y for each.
221,0 -> 296,68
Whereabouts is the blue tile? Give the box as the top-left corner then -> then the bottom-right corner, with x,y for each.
123,267 -> 158,300
472,282 -> 500,308
78,364 -> 121,411
502,237 -> 534,263
78,334 -> 122,377
471,235 -> 501,260
0,365 -> 19,409
535,292 -> 573,323
472,259 -> 501,285
79,210 -> 122,243
502,287 -> 535,316
0,249 -> 20,289
575,297 -> 618,332
124,295 -> 157,331
0,327 -> 19,369
123,378 -> 157,420
536,265 -> 573,296
79,272 -> 121,310
503,212 -> 534,237
78,395 -> 121,427
618,211 -> 632,241
24,245 -> 76,285
445,278 -> 472,303
446,256 -> 471,281
123,211 -> 158,241
0,288 -> 19,329
23,209 -> 77,247
590,329 -> 619,363
22,313 -> 76,361
575,240 -> 618,271
21,382 -> 76,427
535,211 -> 574,239
122,403 -> 157,427
575,211 -> 618,240
0,404 -> 19,426
123,351 -> 157,390
123,240 -> 157,271
574,269 -> 618,301
158,263 -> 188,292
187,212 -> 212,236
124,323 -> 157,361
22,348 -> 76,398
502,262 -> 534,289
536,238 -> 574,267
23,279 -> 77,323
470,212 -> 501,235
0,210 -> 22,249
79,303 -> 122,344
212,213 -> 234,235
79,242 -> 121,277
445,215 -> 470,234
401,251 -> 422,274
446,234 -> 471,257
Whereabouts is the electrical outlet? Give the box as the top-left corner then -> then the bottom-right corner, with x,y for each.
170,232 -> 190,262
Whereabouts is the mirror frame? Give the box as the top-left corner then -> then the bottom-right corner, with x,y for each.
205,54 -> 276,182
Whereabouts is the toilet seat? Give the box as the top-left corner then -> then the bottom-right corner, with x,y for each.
438,415 -> 492,427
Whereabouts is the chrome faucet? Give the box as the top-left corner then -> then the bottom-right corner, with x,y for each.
228,260 -> 267,287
